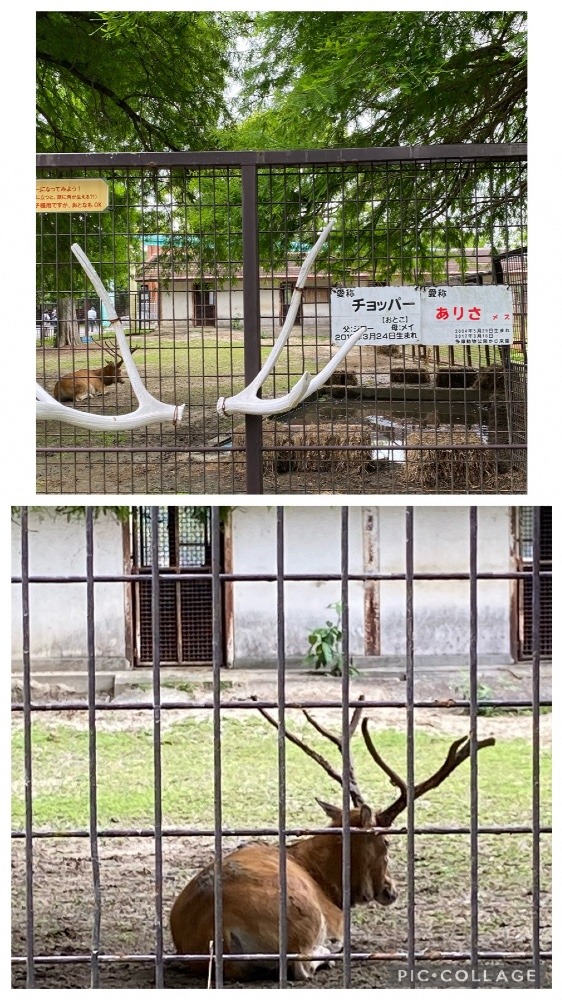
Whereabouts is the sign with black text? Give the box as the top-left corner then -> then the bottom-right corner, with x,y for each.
330,285 -> 513,346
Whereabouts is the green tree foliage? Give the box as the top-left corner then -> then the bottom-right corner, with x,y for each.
36,10 -> 248,152
239,11 -> 526,148
221,11 -> 527,277
36,13 -> 527,314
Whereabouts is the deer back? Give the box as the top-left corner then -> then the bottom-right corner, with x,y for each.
169,802 -> 394,981
170,839 -> 343,981
52,374 -> 98,402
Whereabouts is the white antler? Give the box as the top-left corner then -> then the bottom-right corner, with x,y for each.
217,221 -> 365,417
36,244 -> 184,431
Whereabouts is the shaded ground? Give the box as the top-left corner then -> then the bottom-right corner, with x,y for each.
11,833 -> 551,989
36,339 -> 525,495
36,419 -> 526,496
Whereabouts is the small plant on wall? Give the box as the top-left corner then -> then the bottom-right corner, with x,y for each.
303,602 -> 358,677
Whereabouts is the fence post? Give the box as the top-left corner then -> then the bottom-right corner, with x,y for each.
242,163 -> 264,493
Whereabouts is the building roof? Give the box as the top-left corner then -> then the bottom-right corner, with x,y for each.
135,247 -> 526,286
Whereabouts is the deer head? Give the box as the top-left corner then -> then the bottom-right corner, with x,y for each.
99,344 -> 139,383
256,697 -> 495,908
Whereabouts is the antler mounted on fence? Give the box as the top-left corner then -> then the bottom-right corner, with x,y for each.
217,221 -> 365,417
38,225 -> 362,430
36,244 -> 185,431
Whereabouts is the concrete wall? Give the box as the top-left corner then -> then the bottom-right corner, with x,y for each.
230,506 -> 365,663
377,506 -> 512,660
230,506 -> 513,665
158,282 -> 332,328
11,511 -> 128,671
11,506 -> 514,672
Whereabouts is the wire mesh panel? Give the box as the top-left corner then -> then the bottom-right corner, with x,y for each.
36,162 -> 245,494
11,506 -> 551,988
253,157 -> 527,494
36,146 -> 527,495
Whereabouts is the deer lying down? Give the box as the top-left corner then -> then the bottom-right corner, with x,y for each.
170,704 -> 495,981
53,347 -> 138,403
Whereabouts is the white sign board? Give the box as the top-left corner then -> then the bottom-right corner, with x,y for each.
420,285 -> 513,346
330,285 -> 513,346
331,286 -> 421,346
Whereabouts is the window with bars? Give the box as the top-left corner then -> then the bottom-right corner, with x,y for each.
131,507 -> 215,665
518,507 -> 552,659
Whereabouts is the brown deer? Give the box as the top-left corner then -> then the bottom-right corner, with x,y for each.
53,347 -> 138,403
170,702 -> 495,981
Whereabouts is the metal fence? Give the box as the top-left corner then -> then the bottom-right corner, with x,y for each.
36,144 -> 527,495
11,506 -> 551,988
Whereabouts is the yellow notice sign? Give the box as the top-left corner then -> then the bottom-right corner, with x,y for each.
36,178 -> 109,212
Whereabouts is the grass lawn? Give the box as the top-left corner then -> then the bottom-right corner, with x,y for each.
36,333 -> 331,409
12,715 -> 551,833
36,332 -> 524,436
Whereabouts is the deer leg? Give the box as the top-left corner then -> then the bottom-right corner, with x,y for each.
292,944 -> 334,980
323,900 -> 343,957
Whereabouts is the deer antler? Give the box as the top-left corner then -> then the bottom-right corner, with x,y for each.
361,721 -> 496,827
36,245 -> 184,431
254,694 -> 367,807
217,221 -> 366,417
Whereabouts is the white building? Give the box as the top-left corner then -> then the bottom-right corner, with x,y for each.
11,506 -> 550,677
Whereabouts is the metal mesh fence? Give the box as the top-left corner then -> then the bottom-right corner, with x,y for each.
11,506 -> 550,988
36,145 -> 527,495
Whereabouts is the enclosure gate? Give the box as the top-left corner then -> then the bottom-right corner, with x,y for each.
36,144 -> 527,496
12,506 -> 551,988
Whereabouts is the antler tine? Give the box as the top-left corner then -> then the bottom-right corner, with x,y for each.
361,718 -> 407,803
254,704 -> 344,791
406,734 -> 496,804
254,695 -> 366,807
217,221 -> 366,418
302,692 -> 366,748
349,695 -> 366,737
374,731 -> 496,827
301,695 -> 366,807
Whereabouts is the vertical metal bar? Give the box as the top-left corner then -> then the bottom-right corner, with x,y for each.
531,507 -> 541,985
469,507 -> 479,984
341,507 -> 352,987
242,162 -> 263,494
21,508 -> 35,988
150,508 -> 164,988
211,507 -> 224,986
276,508 -> 288,987
405,507 -> 415,983
86,509 -> 101,988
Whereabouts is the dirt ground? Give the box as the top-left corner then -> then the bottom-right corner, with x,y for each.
11,832 -> 551,989
36,421 -> 527,496
36,343 -> 526,496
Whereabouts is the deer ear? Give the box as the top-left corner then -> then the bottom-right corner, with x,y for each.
315,798 -> 342,823
359,804 -> 373,827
